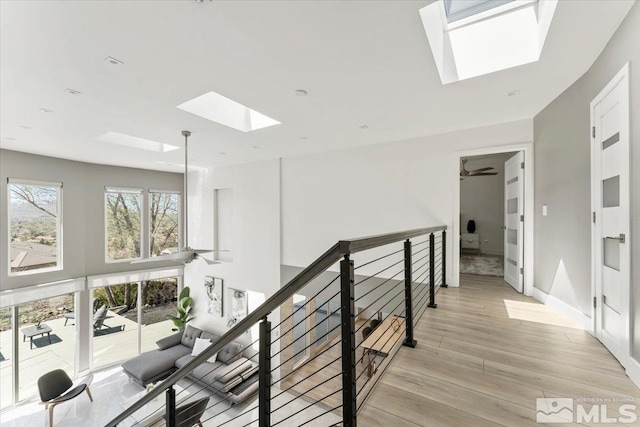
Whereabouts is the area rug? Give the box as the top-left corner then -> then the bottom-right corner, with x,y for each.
460,255 -> 504,277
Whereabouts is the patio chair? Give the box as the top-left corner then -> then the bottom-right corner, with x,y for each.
38,369 -> 93,427
92,305 -> 109,330
167,396 -> 209,427
63,300 -> 102,326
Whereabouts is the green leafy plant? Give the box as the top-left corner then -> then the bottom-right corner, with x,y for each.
166,286 -> 194,332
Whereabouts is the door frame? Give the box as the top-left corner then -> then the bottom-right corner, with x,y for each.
590,62 -> 630,365
452,142 -> 534,296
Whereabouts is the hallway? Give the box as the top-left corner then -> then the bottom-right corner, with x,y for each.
358,274 -> 640,426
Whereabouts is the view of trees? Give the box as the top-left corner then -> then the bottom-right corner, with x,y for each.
150,192 -> 180,256
106,190 -> 142,261
9,183 -> 60,272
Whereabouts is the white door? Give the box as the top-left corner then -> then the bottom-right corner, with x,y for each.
504,152 -> 524,292
592,63 -> 630,364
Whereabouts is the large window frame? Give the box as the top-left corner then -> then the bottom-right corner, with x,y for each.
104,187 -> 144,263
8,179 -> 63,276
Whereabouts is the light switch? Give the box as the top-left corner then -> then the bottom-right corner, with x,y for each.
542,205 -> 548,216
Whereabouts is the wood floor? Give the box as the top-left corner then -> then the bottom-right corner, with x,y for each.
358,274 -> 640,426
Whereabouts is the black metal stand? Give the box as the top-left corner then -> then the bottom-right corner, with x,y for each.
427,233 -> 437,308
403,239 -> 417,347
441,229 -> 448,288
259,317 -> 271,427
166,385 -> 176,427
340,256 -> 357,427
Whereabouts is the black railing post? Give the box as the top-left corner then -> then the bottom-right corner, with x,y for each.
428,233 -> 437,308
340,255 -> 357,427
259,317 -> 271,427
441,230 -> 448,288
403,239 -> 417,348
166,385 -> 176,427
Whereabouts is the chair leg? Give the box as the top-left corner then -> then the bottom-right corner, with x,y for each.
48,403 -> 57,427
86,386 -> 93,402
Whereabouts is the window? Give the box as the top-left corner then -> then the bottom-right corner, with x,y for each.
105,188 -> 142,262
9,180 -> 62,274
149,191 -> 180,257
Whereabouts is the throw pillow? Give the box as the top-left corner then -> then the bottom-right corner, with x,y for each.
207,352 -> 218,363
191,337 -> 211,357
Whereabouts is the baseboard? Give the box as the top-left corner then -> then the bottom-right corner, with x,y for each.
624,357 -> 640,389
531,287 -> 592,333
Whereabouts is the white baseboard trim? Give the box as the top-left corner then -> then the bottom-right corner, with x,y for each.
624,357 -> 640,389
531,287 -> 592,333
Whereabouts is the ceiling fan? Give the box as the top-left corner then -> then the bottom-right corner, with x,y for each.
132,130 -> 220,266
460,159 -> 498,179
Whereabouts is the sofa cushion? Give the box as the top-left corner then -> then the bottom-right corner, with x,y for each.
212,358 -> 254,383
181,325 -> 203,348
217,341 -> 243,364
200,331 -> 219,342
156,332 -> 183,350
191,338 -> 211,356
122,345 -> 191,384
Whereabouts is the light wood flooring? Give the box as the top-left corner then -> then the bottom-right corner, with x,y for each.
358,274 -> 640,426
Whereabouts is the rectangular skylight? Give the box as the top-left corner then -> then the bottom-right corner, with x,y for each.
420,0 -> 557,84
176,91 -> 281,132
444,0 -> 514,23
448,5 -> 539,80
96,132 -> 179,152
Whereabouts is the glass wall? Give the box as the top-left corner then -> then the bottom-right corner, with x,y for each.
93,278 -> 178,367
0,308 -> 13,410
140,278 -> 178,353
17,293 -> 75,401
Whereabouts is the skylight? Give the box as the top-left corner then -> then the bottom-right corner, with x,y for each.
420,0 -> 558,84
96,132 -> 179,152
176,91 -> 281,133
444,0 -> 514,23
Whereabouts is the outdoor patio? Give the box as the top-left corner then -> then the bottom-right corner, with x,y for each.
0,308 -> 175,410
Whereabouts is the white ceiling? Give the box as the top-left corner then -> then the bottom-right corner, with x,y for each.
0,0 -> 634,172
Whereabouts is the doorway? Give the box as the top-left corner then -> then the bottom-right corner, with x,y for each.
590,63 -> 630,366
452,143 -> 534,295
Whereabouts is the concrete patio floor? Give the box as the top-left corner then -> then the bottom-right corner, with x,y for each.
0,309 -> 175,410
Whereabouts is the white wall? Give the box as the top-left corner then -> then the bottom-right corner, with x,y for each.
460,153 -> 513,256
184,159 -> 281,350
281,119 -> 533,285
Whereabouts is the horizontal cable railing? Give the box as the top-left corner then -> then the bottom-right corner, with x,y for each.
106,225 -> 447,427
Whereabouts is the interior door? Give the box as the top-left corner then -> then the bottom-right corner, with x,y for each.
504,152 -> 524,292
592,64 -> 630,364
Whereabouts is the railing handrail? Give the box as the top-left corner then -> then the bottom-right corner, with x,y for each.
105,225 -> 446,427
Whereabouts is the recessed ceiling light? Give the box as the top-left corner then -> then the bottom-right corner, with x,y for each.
295,89 -> 308,97
507,90 -> 521,97
96,132 -> 179,153
252,146 -> 260,149
65,88 -> 82,95
39,108 -> 54,113
20,125 -> 32,130
299,136 -> 310,140
104,56 -> 124,65
6,137 -> 16,141
359,125 -> 369,130
219,152 -> 227,155
176,91 -> 281,132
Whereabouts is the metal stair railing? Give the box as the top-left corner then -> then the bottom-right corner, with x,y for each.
106,225 -> 447,427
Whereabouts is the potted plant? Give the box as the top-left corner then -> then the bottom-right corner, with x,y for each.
166,286 -> 194,332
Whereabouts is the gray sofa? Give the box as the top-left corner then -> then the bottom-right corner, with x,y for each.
122,325 -> 258,404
